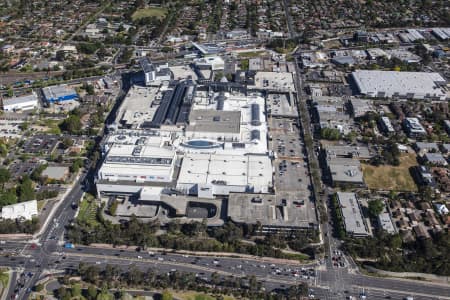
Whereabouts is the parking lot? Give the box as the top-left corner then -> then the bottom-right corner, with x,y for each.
21,134 -> 60,155
268,117 -> 318,227
266,92 -> 298,117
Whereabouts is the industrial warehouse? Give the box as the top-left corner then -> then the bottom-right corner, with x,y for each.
352,70 -> 447,100
95,62 -> 318,230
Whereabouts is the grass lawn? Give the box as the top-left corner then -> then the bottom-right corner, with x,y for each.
362,153 -> 418,192
77,194 -> 99,226
37,118 -> 61,134
283,252 -> 310,261
172,291 -> 235,300
0,269 -> 9,287
237,50 -> 267,58
132,7 -> 168,21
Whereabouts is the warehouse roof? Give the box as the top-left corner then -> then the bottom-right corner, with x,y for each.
106,144 -> 175,159
42,84 -> 78,101
352,70 -> 446,99
3,93 -> 38,106
187,110 -> 241,134
178,153 -> 272,188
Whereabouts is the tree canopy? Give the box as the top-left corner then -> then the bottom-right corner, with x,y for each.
368,199 -> 384,217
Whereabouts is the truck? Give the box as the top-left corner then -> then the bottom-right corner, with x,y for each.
64,243 -> 75,249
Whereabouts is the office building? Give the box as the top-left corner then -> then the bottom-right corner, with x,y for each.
336,192 -> 370,237
140,57 -> 172,86
328,158 -> 365,187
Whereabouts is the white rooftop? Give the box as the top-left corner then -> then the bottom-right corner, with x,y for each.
337,192 -> 369,236
352,70 -> 446,100
178,153 -> 272,188
1,200 -> 38,220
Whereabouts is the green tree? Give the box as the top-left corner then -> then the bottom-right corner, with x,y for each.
0,189 -> 17,207
19,122 -> 29,131
70,158 -> 83,173
109,200 -> 118,216
59,114 -> 82,134
17,175 -> 35,202
320,128 -> 341,140
83,83 -> 95,95
0,168 -> 11,186
6,87 -> 13,97
368,199 -> 384,217
71,283 -> 82,297
61,137 -> 74,149
87,285 -> 98,300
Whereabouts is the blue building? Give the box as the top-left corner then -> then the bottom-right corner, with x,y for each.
42,84 -> 78,103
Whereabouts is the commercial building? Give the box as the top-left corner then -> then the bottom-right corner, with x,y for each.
313,96 -> 354,134
348,98 -> 374,118
336,192 -> 370,237
352,70 -> 447,100
42,84 -> 78,103
225,29 -> 249,39
140,57 -> 172,86
403,117 -> 426,137
2,92 -> 39,111
1,200 -> 38,221
194,56 -> 225,71
147,81 -> 195,128
323,144 -> 372,160
327,158 -> 364,187
186,110 -> 241,141
177,153 -> 272,197
97,86 -> 274,213
96,143 -> 177,196
385,49 -> 421,63
182,91 -> 269,155
191,42 -> 225,56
